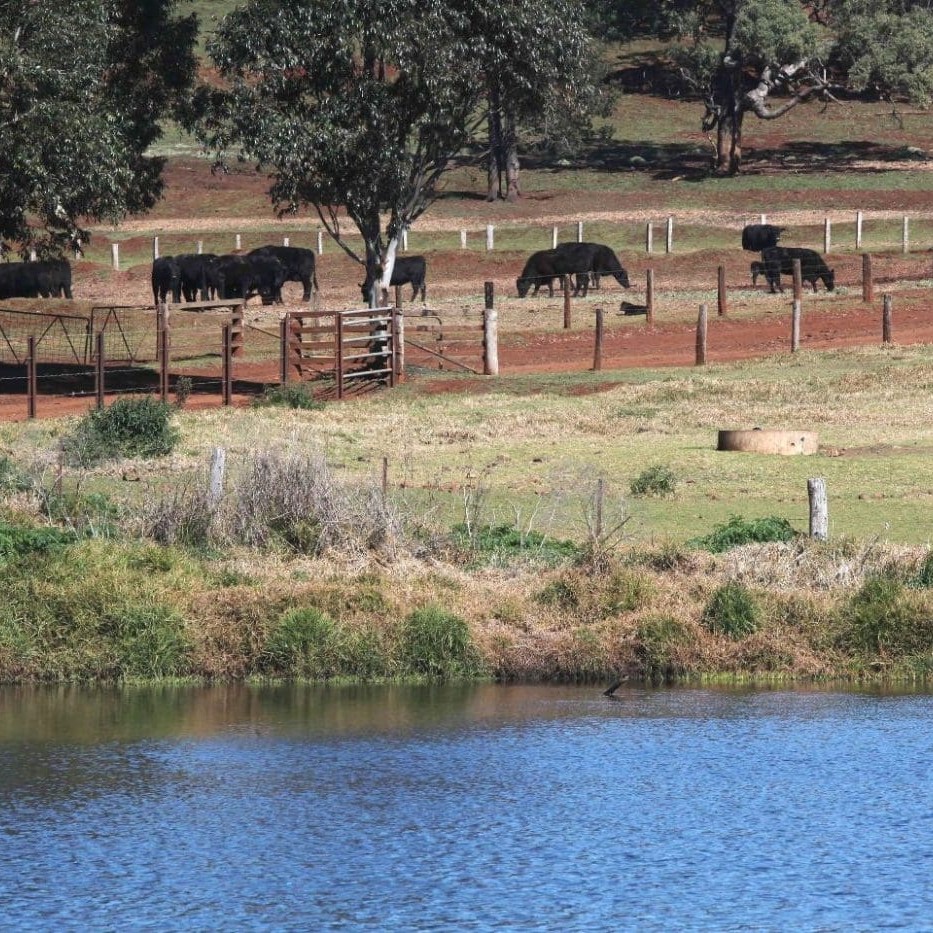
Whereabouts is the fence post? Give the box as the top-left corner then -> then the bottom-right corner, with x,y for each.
862,253 -> 873,303
401,229 -> 408,252
645,268 -> 654,325
792,258 -> 803,302
283,236 -> 290,247
111,243 -> 120,271
882,294 -> 893,344
592,307 -> 604,371
335,313 -> 344,400
460,230 -> 467,249
394,284 -> 402,310
808,478 -> 828,540
902,216 -> 909,254
95,332 -> 105,409
230,303 -> 244,358
791,300 -> 801,353
394,307 -> 405,383
856,210 -> 863,250
717,265 -> 727,316
222,323 -> 233,406
552,226 -> 559,249
645,222 -> 653,254
665,216 -> 673,254
486,224 -> 494,251
197,240 -> 203,255
159,327 -> 170,403
695,303 -> 708,366
235,234 -> 241,250
279,316 -> 290,385
577,221 -> 584,243
483,300 -> 499,377
317,231 -> 324,255
208,447 -> 226,510
563,276 -> 572,329
759,213 -> 767,225
153,236 -> 160,261
26,335 -> 37,420
29,248 -> 37,262
382,456 -> 389,499
823,217 -> 832,254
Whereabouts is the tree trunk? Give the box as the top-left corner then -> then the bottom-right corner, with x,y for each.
504,110 -> 521,202
486,88 -> 504,202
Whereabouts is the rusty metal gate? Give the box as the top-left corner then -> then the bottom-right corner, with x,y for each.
401,308 -> 485,374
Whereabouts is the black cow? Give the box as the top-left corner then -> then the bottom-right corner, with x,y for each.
553,242 -> 631,294
762,246 -> 835,293
249,245 -> 318,301
0,260 -> 72,299
152,257 -> 181,304
750,260 -> 766,286
214,253 -> 287,305
742,224 -> 785,252
360,256 -> 427,303
175,253 -> 219,302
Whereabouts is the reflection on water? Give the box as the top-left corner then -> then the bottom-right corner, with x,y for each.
1,683 -> 931,928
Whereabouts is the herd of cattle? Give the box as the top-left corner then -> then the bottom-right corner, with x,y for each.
0,227 -> 835,307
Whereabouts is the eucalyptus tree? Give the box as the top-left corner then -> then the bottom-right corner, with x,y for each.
198,0 -> 484,302
0,1 -> 197,256
475,0 -> 606,202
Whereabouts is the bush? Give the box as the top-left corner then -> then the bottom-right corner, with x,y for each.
630,465 -> 676,498
260,607 -> 343,678
702,582 -> 760,639
840,575 -> 933,656
113,605 -> 190,678
399,605 -> 484,679
690,515 -> 797,553
910,551 -> 933,589
253,383 -> 323,410
635,614 -> 691,682
63,396 -> 179,466
0,521 -> 78,564
451,522 -> 580,567
174,376 -> 194,409
0,456 -> 32,495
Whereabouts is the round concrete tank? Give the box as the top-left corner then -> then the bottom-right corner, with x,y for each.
717,429 -> 818,455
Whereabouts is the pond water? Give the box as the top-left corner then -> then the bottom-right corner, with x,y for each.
1,683 -> 931,929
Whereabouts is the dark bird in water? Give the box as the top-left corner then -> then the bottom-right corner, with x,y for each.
603,678 -> 628,699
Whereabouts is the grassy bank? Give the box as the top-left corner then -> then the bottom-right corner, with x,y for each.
2,345 -> 933,686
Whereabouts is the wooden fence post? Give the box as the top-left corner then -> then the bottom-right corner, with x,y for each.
230,303 -> 244,358
717,265 -> 727,316
153,236 -> 160,261
394,307 -> 405,382
808,478 -> 828,540
222,323 -> 233,406
111,243 -> 120,271
460,230 -> 467,249
26,335 -> 37,420
760,213 -> 767,224
235,234 -> 241,250
394,284 -> 402,310
645,268 -> 654,325
197,240 -> 203,255
279,316 -> 290,385
283,236 -> 290,247
592,307 -> 604,371
576,221 -> 584,243
823,217 -> 832,254
883,294 -> 893,344
563,276 -> 572,329
792,259 -> 803,302
696,303 -> 708,366
645,222 -> 653,254
95,332 -> 105,409
486,224 -> 494,251
552,226 -> 559,249
856,211 -> 863,250
791,300 -> 801,353
159,327 -> 170,403
483,302 -> 499,377
862,253 -> 873,303
317,231 -> 324,255
401,229 -> 408,251
902,216 -> 910,254
335,313 -> 344,401
665,216 -> 673,253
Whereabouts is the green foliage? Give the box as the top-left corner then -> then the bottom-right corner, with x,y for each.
399,605 -> 484,679
0,522 -> 78,565
839,575 -> 933,656
0,457 -> 33,495
635,614 -> 691,682
911,551 -> 933,589
702,582 -> 761,639
63,397 -> 180,466
0,1 -> 197,254
174,376 -> 194,409
41,489 -> 121,536
630,465 -> 677,499
536,567 -> 651,619
253,383 -> 324,411
111,605 -> 190,678
690,515 -> 797,553
452,522 -> 580,566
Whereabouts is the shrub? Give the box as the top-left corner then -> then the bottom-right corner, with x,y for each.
451,522 -> 580,567
174,376 -> 194,409
399,605 -> 484,679
63,396 -> 179,466
910,551 -> 933,589
0,456 -> 32,495
635,614 -> 691,682
41,489 -> 121,536
630,465 -> 676,498
840,575 -> 933,656
0,521 -> 78,564
702,582 -> 761,639
261,607 -> 339,677
690,515 -> 797,553
253,383 -> 323,410
113,605 -> 190,678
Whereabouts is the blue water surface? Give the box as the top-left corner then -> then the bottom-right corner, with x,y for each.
0,683 -> 931,930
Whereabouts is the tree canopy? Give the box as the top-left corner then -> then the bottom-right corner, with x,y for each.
0,0 -> 197,257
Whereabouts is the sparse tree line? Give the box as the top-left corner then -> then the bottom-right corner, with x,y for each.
0,0 -> 930,299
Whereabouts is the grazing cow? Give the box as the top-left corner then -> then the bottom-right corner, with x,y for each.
762,246 -> 835,293
742,224 -> 785,252
553,242 -> 630,295
249,245 -> 318,301
360,256 -> 427,303
750,260 -> 766,286
516,249 -> 592,298
0,260 -> 73,300
151,256 -> 181,304
214,253 -> 287,305
175,253 -> 219,302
